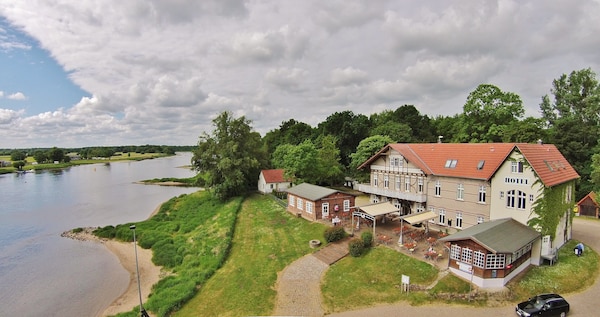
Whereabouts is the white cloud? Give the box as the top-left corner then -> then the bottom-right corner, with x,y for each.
1,0 -> 600,147
7,92 -> 26,100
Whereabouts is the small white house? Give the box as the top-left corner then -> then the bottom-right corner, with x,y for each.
258,169 -> 292,194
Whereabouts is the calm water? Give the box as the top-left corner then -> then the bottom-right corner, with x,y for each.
0,153 -> 198,317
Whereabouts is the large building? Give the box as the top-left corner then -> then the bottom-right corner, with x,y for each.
357,142 -> 579,262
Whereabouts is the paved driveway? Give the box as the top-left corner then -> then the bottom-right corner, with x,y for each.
328,217 -> 598,317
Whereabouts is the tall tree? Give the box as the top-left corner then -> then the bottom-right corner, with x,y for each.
454,84 -> 524,143
191,111 -> 266,200
540,68 -> 600,198
316,111 -> 370,167
272,140 -> 319,184
349,135 -> 394,182
262,119 -> 314,155
316,135 -> 344,186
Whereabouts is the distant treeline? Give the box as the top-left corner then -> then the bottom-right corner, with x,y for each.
0,145 -> 195,157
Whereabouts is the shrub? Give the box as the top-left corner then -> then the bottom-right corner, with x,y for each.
361,231 -> 373,248
93,225 -> 116,239
348,238 -> 365,257
324,226 -> 346,242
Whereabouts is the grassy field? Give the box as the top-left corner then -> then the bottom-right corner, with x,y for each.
173,193 -> 326,317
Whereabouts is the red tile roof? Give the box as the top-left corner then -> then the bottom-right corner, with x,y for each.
261,169 -> 289,183
516,143 -> 580,187
359,143 -> 579,187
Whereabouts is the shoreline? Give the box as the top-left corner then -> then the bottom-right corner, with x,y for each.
62,223 -> 162,317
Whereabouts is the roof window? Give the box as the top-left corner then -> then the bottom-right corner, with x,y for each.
445,159 -> 458,168
477,160 -> 485,170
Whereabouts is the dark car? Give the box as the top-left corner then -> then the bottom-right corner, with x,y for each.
516,293 -> 570,317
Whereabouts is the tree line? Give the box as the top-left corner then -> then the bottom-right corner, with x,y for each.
193,68 -> 600,201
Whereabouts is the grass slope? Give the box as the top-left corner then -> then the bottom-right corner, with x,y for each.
173,193 -> 326,317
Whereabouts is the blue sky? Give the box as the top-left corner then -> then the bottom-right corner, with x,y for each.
0,18 -> 89,115
1,1 -> 600,148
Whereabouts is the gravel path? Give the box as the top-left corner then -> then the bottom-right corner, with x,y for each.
273,254 -> 329,316
274,217 -> 600,316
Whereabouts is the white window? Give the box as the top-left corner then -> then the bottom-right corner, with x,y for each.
417,177 -> 423,193
373,174 -> 378,187
450,244 -> 461,261
517,191 -> 527,209
485,254 -> 506,269
405,176 -> 411,192
391,157 -> 403,168
456,212 -> 463,228
395,176 -> 401,190
529,194 -> 534,202
306,201 -> 313,214
343,200 -> 350,212
507,190 -> 515,208
511,161 -> 524,173
477,216 -> 484,224
478,185 -> 486,203
435,180 -> 441,196
473,251 -> 485,268
384,175 -> 389,188
457,183 -> 464,200
289,196 -> 295,207
461,247 -> 473,263
322,203 -> 329,214
297,198 -> 303,210
438,209 -> 446,225
416,203 -> 424,213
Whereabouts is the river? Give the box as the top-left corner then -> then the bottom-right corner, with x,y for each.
0,153 -> 199,317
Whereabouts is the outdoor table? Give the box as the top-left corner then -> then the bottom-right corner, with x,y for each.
427,237 -> 437,245
424,251 -> 437,260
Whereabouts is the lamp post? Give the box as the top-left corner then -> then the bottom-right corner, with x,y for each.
130,225 -> 150,317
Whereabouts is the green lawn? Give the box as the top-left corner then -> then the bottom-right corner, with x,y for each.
173,193 -> 326,317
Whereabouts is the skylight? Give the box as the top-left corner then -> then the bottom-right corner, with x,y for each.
445,159 -> 458,168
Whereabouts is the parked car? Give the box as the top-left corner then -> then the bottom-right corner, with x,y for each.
515,293 -> 570,317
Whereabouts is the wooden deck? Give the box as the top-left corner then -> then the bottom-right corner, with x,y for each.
312,239 -> 350,265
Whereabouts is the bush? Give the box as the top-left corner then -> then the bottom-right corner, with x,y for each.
361,231 -> 373,248
324,226 -> 346,243
348,238 -> 365,257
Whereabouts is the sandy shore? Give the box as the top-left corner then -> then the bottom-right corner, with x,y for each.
62,226 -> 162,317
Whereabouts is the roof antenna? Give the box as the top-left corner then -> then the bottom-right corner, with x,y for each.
437,135 -> 443,143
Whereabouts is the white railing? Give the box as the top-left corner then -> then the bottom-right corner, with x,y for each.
357,184 -> 427,203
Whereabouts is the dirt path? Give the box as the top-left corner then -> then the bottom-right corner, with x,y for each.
275,218 -> 600,316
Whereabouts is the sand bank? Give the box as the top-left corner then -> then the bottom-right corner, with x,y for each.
62,228 -> 162,317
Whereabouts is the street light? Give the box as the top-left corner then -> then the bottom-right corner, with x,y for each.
130,225 -> 150,317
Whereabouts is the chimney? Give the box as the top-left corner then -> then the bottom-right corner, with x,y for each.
537,139 -> 543,145
437,135 -> 443,143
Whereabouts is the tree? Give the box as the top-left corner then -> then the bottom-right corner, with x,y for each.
370,122 -> 412,142
47,147 -> 65,162
454,84 -> 524,143
349,135 -> 394,182
33,150 -> 48,163
272,140 -> 319,184
262,119 -> 315,155
191,111 -> 266,200
540,68 -> 600,198
316,111 -> 371,167
10,150 -> 26,161
316,135 -> 344,186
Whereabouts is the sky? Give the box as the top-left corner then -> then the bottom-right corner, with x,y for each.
1,0 -> 600,149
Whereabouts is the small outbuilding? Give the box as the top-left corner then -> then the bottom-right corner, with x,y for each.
576,192 -> 599,218
286,183 -> 356,221
439,218 -> 541,289
258,169 -> 292,194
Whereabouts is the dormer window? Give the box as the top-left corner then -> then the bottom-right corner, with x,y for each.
445,159 -> 458,168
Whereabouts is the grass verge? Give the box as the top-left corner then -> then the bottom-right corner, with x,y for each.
173,193 -> 326,317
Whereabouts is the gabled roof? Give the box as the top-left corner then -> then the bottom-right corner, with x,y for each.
358,142 -> 579,186
516,143 -> 579,187
286,183 -> 342,201
260,169 -> 289,183
439,218 -> 541,254
577,191 -> 598,207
